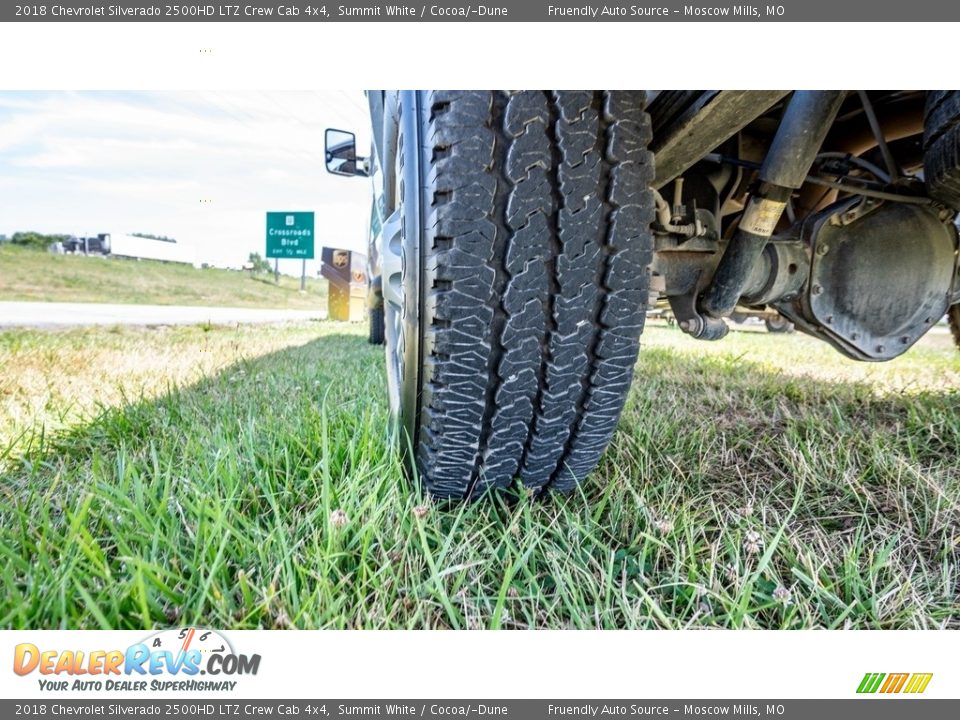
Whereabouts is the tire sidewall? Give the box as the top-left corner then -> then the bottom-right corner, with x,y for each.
391,91 -> 424,464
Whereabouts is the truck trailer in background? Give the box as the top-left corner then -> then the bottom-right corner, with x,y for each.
107,233 -> 194,265
59,233 -> 196,266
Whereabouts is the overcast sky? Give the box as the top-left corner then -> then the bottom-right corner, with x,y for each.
0,91 -> 373,274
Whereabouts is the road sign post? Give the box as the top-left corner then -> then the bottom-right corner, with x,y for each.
266,212 -> 315,286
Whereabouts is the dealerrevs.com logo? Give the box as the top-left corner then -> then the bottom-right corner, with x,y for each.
13,627 -> 261,692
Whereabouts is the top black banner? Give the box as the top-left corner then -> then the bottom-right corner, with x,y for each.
5,0 -> 959,21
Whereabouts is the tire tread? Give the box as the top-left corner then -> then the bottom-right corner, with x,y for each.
924,90 -> 960,208
415,91 -> 654,498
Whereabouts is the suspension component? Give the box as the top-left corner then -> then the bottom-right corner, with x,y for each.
700,91 -> 846,319
740,241 -> 808,306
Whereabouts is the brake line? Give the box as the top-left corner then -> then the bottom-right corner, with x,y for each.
703,153 -> 932,205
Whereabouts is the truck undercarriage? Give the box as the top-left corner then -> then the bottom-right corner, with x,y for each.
326,90 -> 960,499
645,90 -> 959,361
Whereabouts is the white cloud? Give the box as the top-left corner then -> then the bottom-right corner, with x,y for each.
0,91 -> 374,272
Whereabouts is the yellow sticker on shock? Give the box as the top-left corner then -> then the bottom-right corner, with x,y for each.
740,197 -> 787,236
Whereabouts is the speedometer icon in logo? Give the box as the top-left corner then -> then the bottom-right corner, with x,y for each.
144,627 -> 233,657
127,626 -> 258,678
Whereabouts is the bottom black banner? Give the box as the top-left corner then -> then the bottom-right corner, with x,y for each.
3,700 -> 957,719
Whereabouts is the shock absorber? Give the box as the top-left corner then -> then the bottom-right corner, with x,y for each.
700,91 -> 846,319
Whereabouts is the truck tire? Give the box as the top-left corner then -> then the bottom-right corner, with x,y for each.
923,91 -> 960,208
382,91 -> 655,499
368,307 -> 385,345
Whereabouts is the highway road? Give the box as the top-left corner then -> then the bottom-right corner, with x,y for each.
0,301 -> 326,328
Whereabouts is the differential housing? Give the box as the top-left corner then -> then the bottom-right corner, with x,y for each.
779,197 -> 959,361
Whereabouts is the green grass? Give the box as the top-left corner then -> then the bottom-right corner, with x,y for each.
0,320 -> 958,629
0,245 -> 327,309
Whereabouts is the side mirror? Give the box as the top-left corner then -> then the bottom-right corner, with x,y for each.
325,128 -> 368,177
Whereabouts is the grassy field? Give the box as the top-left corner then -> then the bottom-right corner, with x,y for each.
0,320 -> 958,629
0,245 -> 327,309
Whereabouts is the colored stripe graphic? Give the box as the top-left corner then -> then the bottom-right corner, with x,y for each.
857,672 -> 932,694
857,673 -> 885,694
904,674 -> 934,694
880,673 -> 909,693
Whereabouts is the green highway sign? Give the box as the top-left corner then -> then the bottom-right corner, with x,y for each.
266,211 -> 315,259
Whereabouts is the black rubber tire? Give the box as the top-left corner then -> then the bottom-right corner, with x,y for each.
407,91 -> 655,499
368,307 -> 385,345
949,305 -> 960,351
923,91 -> 960,208
764,315 -> 794,334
